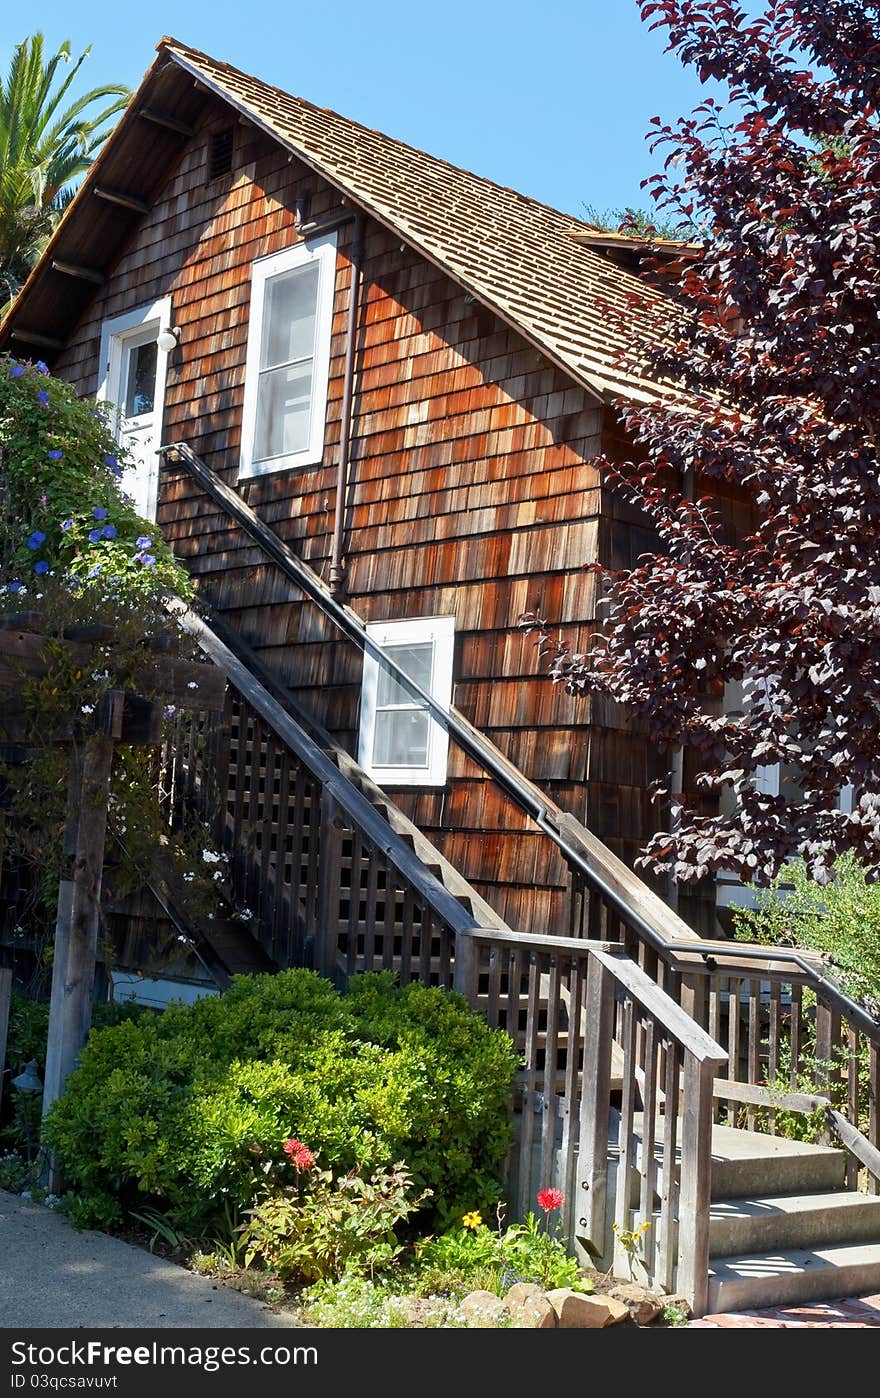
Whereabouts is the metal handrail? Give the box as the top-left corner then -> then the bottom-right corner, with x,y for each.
159,440 -> 880,1043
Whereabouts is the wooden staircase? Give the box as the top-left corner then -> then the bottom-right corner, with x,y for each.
150,441 -> 880,1319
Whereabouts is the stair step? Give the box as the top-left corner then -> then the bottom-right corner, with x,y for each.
626,1119 -> 846,1199
707,1125 -> 846,1199
707,1240 -> 880,1313
709,1191 -> 880,1258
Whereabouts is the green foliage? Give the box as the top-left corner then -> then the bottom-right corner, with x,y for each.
0,35 -> 129,305
732,853 -> 880,1009
44,970 -> 518,1236
299,1273 -> 425,1329
582,203 -> 702,241
661,1304 -> 690,1327
415,1212 -> 592,1297
240,1162 -> 427,1282
4,992 -> 49,1070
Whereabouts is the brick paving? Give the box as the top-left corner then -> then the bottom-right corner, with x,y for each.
689,1293 -> 880,1327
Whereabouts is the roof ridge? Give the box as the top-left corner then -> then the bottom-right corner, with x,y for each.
157,36 -> 598,235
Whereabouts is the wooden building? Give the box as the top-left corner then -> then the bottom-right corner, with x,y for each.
0,37 -> 712,943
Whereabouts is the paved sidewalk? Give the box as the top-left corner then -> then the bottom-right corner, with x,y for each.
689,1294 -> 880,1328
0,1191 -> 300,1329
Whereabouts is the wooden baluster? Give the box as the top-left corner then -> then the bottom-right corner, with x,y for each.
438,922 -> 452,989
272,749 -> 292,965
767,981 -> 782,1135
347,827 -> 363,977
727,977 -> 742,1093
577,950 -> 614,1261
638,1018 -> 659,1278
213,690 -> 234,852
815,1002 -> 843,1100
380,858 -> 395,971
315,791 -> 343,980
539,954 -> 561,1196
870,1042 -> 879,1195
708,976 -> 724,1123
419,906 -> 434,986
747,978 -> 761,1131
452,929 -> 478,1006
362,847 -> 379,972
506,946 -> 525,1049
614,997 -> 638,1245
486,942 -> 502,1030
658,1043 -> 680,1295
304,775 -> 321,943
561,955 -> 584,1242
230,701 -> 249,889
517,952 -> 543,1222
846,1027 -> 861,1190
258,732 -> 277,958
790,984 -> 803,1085
399,882 -> 415,985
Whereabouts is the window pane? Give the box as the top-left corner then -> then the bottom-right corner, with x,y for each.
372,710 -> 430,768
376,642 -> 434,706
124,340 -> 157,415
253,363 -> 313,461
261,263 -> 320,369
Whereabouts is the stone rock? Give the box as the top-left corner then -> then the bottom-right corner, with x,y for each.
607,1281 -> 664,1326
545,1288 -> 629,1328
504,1283 -> 557,1329
460,1290 -> 509,1328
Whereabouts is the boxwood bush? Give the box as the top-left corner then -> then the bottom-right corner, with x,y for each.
45,970 -> 518,1235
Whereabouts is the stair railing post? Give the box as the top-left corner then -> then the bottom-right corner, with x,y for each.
675,1051 -> 719,1318
452,929 -> 478,1007
315,790 -> 343,983
575,948 -> 615,1264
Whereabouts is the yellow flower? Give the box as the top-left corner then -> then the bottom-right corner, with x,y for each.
462,1211 -> 483,1231
640,1222 -> 651,1231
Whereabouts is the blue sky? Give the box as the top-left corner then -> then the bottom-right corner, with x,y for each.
1,1 -> 709,219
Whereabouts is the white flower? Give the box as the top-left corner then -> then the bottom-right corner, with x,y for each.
81,704 -> 94,715
91,670 -> 110,682
183,872 -> 195,883
237,908 -> 254,920
202,849 -> 221,863
187,681 -> 198,690
213,870 -> 223,881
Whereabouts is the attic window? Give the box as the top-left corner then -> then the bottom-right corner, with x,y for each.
208,127 -> 234,181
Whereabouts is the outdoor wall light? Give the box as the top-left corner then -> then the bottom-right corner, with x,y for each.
157,325 -> 181,354
12,1059 -> 43,1094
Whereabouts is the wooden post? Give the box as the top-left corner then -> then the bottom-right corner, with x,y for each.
42,735 -> 115,1118
576,950 -> 614,1264
452,929 -> 478,1006
0,966 -> 12,1093
315,791 -> 343,981
676,1053 -> 716,1318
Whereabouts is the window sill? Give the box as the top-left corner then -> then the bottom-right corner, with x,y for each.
238,451 -> 323,480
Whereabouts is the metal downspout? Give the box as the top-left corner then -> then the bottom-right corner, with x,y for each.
329,213 -> 364,596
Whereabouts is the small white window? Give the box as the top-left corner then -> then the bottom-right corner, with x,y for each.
239,233 -> 336,478
359,617 -> 455,787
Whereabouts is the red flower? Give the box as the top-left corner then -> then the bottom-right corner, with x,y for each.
283,1138 -> 316,1170
537,1187 -> 565,1212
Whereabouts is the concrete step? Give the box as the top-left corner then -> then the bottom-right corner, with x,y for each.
709,1190 -> 880,1258
707,1240 -> 880,1313
624,1118 -> 846,1200
708,1125 -> 847,1199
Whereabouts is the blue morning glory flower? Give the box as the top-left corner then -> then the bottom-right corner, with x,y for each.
101,524 -> 117,540
34,561 -> 49,575
104,454 -> 119,469
27,531 -> 46,550
86,565 -> 101,579
61,519 -> 73,531
92,507 -> 109,520
35,361 -> 48,375
135,535 -> 152,550
137,553 -> 157,568
36,389 -> 49,406
88,529 -> 102,543
8,580 -> 23,592
47,449 -> 63,460
9,364 -> 24,379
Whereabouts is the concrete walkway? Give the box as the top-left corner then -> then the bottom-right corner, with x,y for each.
0,1191 -> 300,1329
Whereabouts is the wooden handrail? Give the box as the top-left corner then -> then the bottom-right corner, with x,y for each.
591,946 -> 727,1064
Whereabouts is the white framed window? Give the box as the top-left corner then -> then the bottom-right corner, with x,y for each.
359,617 -> 455,787
239,233 -> 337,479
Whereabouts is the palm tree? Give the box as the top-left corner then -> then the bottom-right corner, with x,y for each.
0,34 -> 129,308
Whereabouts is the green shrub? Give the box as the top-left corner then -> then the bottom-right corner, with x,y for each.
414,1212 -> 593,1297
240,1162 -> 427,1282
45,969 -> 518,1235
732,852 -> 880,1009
